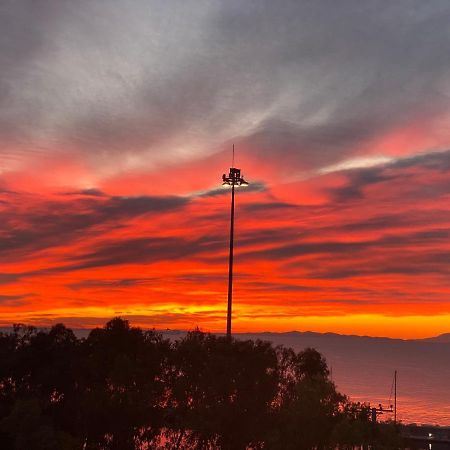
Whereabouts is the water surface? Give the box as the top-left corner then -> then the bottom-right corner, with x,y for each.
235,332 -> 450,426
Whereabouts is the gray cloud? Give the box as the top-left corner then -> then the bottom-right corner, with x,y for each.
237,228 -> 450,266
194,181 -> 267,198
338,210 -> 450,234
327,149 -> 450,203
241,201 -> 299,213
391,149 -> 450,172
64,223 -> 256,272
0,293 -> 33,306
0,193 -> 189,260
2,1 -> 450,173
63,236 -> 215,270
310,250 -> 450,280
61,188 -> 106,197
68,277 -> 157,290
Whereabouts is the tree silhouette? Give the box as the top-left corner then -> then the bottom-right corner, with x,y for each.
0,318 -> 385,449
266,347 -> 346,449
166,330 -> 279,449
76,318 -> 170,449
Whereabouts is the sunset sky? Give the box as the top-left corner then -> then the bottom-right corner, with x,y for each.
1,1 -> 449,338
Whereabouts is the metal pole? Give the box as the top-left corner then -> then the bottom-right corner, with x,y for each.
394,370 -> 397,425
226,181 -> 235,338
226,182 -> 235,338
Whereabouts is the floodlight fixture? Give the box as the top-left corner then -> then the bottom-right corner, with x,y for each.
222,168 -> 249,187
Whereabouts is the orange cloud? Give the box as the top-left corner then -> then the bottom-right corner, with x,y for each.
1,149 -> 449,338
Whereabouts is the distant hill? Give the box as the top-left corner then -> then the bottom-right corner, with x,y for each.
1,326 -> 450,343
421,333 -> 450,343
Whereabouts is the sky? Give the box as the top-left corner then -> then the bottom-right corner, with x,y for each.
1,0 -> 449,338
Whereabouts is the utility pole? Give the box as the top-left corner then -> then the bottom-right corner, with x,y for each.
222,145 -> 248,338
394,370 -> 397,425
227,175 -> 235,337
363,370 -> 397,424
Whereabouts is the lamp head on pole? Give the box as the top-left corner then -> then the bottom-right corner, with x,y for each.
222,167 -> 248,186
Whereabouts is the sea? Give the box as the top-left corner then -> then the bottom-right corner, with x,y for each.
161,330 -> 450,426
234,331 -> 450,427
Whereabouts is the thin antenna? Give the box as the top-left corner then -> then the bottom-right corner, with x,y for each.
232,144 -> 235,168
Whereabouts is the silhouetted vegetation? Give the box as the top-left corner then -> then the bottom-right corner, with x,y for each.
0,318 -> 403,449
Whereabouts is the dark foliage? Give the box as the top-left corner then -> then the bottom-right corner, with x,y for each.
0,318 -> 401,449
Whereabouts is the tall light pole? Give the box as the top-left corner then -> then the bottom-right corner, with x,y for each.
222,145 -> 248,338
